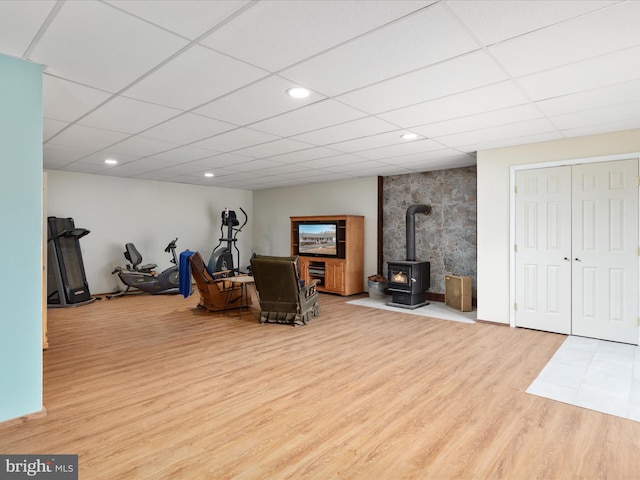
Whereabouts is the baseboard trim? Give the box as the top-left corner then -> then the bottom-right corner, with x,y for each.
0,407 -> 47,430
426,291 -> 477,307
425,292 -> 445,303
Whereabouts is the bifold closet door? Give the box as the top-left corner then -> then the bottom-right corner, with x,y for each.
515,159 -> 638,344
515,166 -> 572,334
571,159 -> 638,344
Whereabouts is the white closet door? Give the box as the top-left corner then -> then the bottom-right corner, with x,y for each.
571,159 -> 638,344
515,166 -> 572,334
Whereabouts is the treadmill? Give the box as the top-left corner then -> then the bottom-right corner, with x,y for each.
47,216 -> 95,307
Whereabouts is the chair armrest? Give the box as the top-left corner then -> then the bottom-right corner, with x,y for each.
302,279 -> 320,298
211,269 -> 232,279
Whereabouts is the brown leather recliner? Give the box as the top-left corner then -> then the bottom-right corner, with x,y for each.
188,251 -> 251,312
249,254 -> 320,326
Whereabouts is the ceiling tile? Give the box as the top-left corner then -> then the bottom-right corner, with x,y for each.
96,160 -> 166,177
0,0 -> 56,57
105,0 -> 251,39
227,158 -> 286,171
193,75 -> 326,126
187,153 -> 257,170
200,0 -> 434,72
191,128 -> 279,153
488,1 -> 640,77
79,96 -> 182,134
124,45 -> 269,110
140,113 -> 236,144
140,145 -> 216,164
272,169 -> 326,180
29,0 -> 188,92
280,3 -> 479,96
561,117 -> 640,138
106,136 -> 180,157
132,170 -> 189,181
355,138 -> 444,160
267,147 -> 345,164
46,124 -> 130,152
411,104 -> 543,138
379,81 -> 529,128
234,138 -> 315,158
7,0 -> 640,190
129,162 -> 204,178
250,100 -> 367,137
43,75 -> 112,122
43,118 -> 68,142
394,154 -> 476,172
354,163 -> 412,176
327,130 -> 410,153
446,0 -> 613,45
213,170 -> 273,182
516,45 -> 640,101
297,154 -> 372,170
550,101 -> 640,131
434,118 -> 557,148
337,50 -> 508,114
61,162 -> 109,175
535,79 -> 640,117
43,144 -> 91,168
292,116 -> 399,146
320,159 -> 393,174
303,172 -> 358,184
459,131 -> 564,152
249,164 -> 308,176
381,147 -> 471,164
73,151 -> 141,167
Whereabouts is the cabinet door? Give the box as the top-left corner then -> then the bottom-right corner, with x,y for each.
298,259 -> 310,285
325,262 -> 345,293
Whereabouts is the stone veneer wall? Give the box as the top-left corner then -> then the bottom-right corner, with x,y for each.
382,166 -> 477,298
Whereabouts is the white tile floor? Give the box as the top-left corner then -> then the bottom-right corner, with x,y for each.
346,296 -> 476,324
527,335 -> 640,421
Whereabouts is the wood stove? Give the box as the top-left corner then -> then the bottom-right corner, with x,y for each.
387,204 -> 432,309
387,260 -> 430,309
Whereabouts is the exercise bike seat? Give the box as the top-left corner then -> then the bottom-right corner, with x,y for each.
124,243 -> 157,272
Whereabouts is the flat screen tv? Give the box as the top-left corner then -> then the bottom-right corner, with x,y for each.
297,222 -> 338,257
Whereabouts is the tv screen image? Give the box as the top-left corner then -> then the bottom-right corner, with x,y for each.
298,223 -> 337,257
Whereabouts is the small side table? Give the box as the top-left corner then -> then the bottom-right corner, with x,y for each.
224,275 -> 255,319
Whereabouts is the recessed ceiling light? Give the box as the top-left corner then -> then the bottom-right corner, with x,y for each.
104,158 -> 118,165
401,133 -> 418,140
286,87 -> 310,99
204,172 -> 214,178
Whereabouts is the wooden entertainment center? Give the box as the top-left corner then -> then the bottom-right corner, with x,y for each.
291,215 -> 364,296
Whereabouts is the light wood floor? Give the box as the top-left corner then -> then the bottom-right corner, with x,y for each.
3,292 -> 640,479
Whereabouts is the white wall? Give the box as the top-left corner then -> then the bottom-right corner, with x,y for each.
46,171 -> 253,294
253,176 -> 379,289
46,172 -> 379,296
477,128 -> 640,324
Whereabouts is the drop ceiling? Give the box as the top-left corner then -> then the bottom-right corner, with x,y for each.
2,0 -> 640,190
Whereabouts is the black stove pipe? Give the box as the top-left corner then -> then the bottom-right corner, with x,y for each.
406,204 -> 432,261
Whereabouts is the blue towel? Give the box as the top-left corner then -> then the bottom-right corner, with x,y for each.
178,249 -> 195,298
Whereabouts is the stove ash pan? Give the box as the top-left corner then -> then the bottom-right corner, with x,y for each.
387,261 -> 430,309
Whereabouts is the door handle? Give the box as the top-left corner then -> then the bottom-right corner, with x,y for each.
574,258 -> 581,262
563,257 -> 570,261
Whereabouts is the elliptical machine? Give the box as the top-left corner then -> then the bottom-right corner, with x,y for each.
207,207 -> 247,275
107,238 -> 180,298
